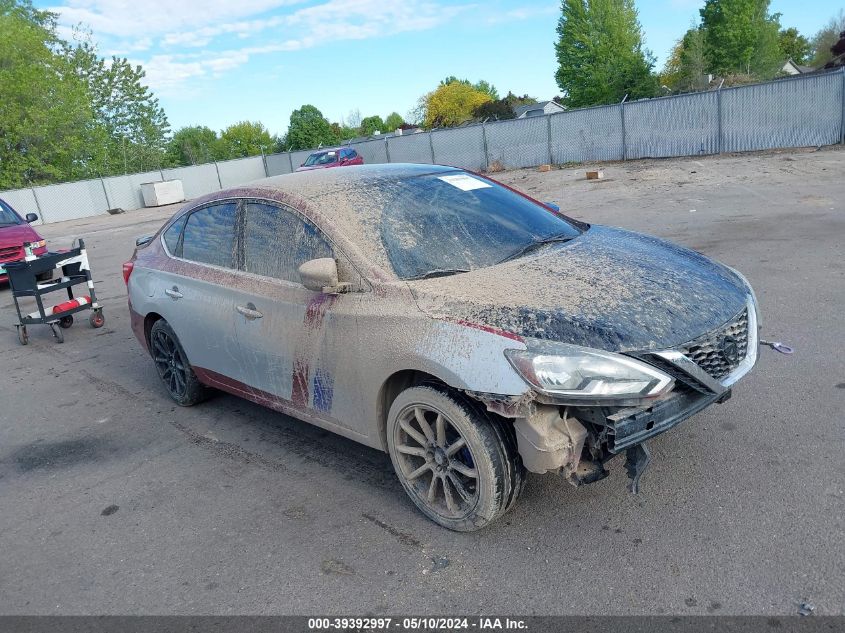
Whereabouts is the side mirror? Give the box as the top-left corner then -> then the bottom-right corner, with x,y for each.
25,213 -> 38,223
545,202 -> 560,212
135,235 -> 154,247
298,258 -> 349,294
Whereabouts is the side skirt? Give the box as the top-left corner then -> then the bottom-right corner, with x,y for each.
192,366 -> 379,450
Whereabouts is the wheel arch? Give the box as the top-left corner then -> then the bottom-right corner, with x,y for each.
376,369 -> 449,452
143,311 -> 164,351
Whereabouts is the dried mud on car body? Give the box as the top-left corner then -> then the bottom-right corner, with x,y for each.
408,225 -> 747,353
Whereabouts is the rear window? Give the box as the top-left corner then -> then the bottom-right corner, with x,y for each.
163,215 -> 186,256
181,203 -> 237,268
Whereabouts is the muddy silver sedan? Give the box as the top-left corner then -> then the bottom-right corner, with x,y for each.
126,164 -> 760,531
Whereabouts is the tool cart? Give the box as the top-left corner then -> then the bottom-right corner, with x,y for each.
5,238 -> 105,345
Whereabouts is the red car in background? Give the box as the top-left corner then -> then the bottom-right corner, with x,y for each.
295,147 -> 363,171
0,198 -> 48,284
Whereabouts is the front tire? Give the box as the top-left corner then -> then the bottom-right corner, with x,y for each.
149,319 -> 209,406
386,385 -> 525,532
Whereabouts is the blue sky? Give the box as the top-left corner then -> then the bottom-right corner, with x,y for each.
40,0 -> 841,137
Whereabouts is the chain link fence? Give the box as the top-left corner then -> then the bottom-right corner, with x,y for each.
624,91 -> 720,159
550,104 -> 624,163
386,132 -> 432,163
2,69 -> 843,224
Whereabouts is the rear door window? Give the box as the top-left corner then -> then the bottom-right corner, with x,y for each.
163,215 -> 187,256
181,203 -> 238,268
242,201 -> 333,283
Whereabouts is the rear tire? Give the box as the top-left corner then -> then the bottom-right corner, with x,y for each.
386,385 -> 525,531
149,319 -> 210,406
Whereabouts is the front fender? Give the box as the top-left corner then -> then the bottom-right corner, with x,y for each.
371,317 -> 531,397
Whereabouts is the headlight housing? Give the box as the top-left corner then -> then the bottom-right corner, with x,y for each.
505,344 -> 673,402
724,264 -> 760,329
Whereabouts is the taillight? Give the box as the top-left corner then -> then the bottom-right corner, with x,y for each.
122,261 -> 134,286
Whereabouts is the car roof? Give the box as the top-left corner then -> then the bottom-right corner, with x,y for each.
259,163 -> 453,188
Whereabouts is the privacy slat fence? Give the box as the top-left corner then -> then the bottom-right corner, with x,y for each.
3,69 -> 844,224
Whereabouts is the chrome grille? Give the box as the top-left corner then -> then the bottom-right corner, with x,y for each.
676,309 -> 749,380
0,244 -> 23,263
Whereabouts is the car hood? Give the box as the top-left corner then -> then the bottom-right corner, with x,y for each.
408,225 -> 749,352
0,223 -> 41,249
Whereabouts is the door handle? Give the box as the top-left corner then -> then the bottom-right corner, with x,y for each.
164,287 -> 183,300
236,304 -> 263,320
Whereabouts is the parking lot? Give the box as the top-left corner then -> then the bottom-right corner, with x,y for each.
1,147 -> 843,615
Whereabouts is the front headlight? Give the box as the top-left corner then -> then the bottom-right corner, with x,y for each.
505,345 -> 673,401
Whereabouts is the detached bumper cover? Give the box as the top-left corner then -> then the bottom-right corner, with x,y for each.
600,295 -> 756,452
602,388 -> 728,453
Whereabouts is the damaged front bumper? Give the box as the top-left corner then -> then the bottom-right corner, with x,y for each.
472,385 -> 731,492
468,297 -> 760,491
573,386 -> 730,454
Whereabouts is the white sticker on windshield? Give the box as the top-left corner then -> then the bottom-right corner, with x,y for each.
437,174 -> 492,191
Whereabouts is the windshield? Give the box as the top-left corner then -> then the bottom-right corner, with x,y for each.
304,151 -> 338,166
380,171 -> 582,280
0,200 -> 22,226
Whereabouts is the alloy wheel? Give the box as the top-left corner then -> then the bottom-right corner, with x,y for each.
152,329 -> 188,398
393,404 -> 479,518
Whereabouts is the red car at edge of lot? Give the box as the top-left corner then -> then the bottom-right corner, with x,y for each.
295,147 -> 364,172
0,198 -> 48,284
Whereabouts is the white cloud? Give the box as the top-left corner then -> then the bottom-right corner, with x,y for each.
48,0 -> 305,38
131,49 -> 253,93
50,0 -> 474,93
483,4 -> 557,25
159,0 -> 470,49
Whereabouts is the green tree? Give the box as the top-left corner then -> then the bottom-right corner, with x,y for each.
473,80 -> 499,100
503,92 -> 537,110
555,0 -> 659,108
67,35 -> 170,174
384,112 -> 405,131
166,126 -> 220,165
661,38 -> 685,89
0,1 -> 95,187
778,27 -> 811,65
218,121 -> 274,159
662,27 -> 709,91
438,77 -> 499,100
286,105 -> 338,150
473,99 -> 515,120
810,10 -> 845,67
330,123 -> 358,142
423,81 -> 492,128
360,115 -> 385,136
700,0 -> 782,78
